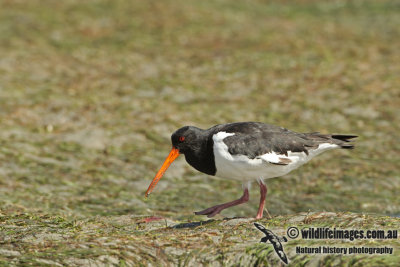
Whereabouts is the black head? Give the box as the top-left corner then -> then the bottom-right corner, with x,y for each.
171,126 -> 204,154
145,125 -> 210,197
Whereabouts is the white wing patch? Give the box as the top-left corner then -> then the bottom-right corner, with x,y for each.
258,143 -> 338,166
258,152 -> 292,165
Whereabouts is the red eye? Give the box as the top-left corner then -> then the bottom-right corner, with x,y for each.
179,136 -> 185,142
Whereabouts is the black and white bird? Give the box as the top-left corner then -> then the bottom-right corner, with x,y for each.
145,122 -> 357,219
254,222 -> 288,264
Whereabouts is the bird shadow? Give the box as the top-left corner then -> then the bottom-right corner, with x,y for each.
170,216 -> 256,229
171,219 -> 215,229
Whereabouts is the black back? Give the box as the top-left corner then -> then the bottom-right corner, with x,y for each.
207,122 -> 316,157
207,122 -> 356,158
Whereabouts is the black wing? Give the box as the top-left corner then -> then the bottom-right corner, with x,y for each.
212,122 -> 317,158
209,122 -> 356,161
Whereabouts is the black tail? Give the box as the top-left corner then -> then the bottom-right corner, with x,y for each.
331,134 -> 358,149
305,133 -> 357,149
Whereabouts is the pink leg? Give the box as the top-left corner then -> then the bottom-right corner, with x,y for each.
195,188 -> 249,218
256,182 -> 267,219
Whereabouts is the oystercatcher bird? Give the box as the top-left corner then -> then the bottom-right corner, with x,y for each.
145,122 -> 357,219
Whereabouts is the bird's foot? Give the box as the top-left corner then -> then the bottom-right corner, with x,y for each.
195,188 -> 250,218
194,205 -> 223,218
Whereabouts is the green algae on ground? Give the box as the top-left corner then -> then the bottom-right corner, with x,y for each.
1,212 -> 399,266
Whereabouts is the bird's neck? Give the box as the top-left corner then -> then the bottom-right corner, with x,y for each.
184,133 -> 216,176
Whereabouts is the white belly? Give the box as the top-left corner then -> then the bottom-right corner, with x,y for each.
212,132 -> 338,182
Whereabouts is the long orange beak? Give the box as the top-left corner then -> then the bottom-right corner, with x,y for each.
145,147 -> 180,197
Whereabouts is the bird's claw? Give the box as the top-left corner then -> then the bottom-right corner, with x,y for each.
194,205 -> 222,217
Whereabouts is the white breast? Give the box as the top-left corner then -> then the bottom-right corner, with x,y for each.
212,132 -> 338,182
